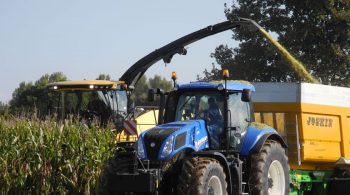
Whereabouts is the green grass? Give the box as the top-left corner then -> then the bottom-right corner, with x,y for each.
0,115 -> 116,194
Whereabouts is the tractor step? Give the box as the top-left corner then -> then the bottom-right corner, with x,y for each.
242,181 -> 248,195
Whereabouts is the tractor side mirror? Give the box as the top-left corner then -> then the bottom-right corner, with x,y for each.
242,89 -> 252,102
148,89 -> 156,102
157,88 -> 164,95
128,85 -> 135,91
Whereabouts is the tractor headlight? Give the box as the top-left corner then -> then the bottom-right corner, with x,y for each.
137,139 -> 146,159
160,135 -> 174,159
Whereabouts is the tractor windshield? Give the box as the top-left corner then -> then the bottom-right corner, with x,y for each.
169,92 -> 224,149
174,92 -> 224,123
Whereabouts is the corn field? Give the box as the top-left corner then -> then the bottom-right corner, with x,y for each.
0,115 -> 116,194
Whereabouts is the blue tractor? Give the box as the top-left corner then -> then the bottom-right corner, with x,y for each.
102,70 -> 289,195
99,18 -> 297,195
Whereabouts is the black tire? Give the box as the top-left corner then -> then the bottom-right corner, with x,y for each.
177,156 -> 227,195
327,168 -> 350,195
99,155 -> 134,195
248,140 -> 289,195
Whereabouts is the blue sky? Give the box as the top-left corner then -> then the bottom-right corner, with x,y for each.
0,0 -> 238,102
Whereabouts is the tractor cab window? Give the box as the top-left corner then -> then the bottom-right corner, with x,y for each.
228,92 -> 250,149
174,92 -> 224,149
174,93 -> 224,122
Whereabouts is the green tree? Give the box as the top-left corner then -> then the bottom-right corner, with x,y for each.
130,75 -> 148,106
205,1 -> 350,85
49,72 -> 67,83
96,74 -> 111,80
149,75 -> 173,92
0,101 -> 9,116
10,72 -> 67,115
10,81 -> 35,113
131,75 -> 173,106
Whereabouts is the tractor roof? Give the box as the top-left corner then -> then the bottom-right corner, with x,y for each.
47,80 -> 125,91
177,80 -> 255,92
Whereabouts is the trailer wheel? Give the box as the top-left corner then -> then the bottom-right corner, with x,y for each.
177,156 -> 227,195
249,140 -> 289,195
328,168 -> 350,195
99,155 -> 133,195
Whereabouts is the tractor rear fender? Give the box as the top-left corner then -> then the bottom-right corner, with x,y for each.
249,133 -> 288,155
189,151 -> 233,195
240,125 -> 287,156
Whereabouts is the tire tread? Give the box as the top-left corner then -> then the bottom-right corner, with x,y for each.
177,156 -> 227,195
248,140 -> 289,195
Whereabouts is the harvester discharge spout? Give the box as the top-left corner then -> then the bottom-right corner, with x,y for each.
238,17 -> 319,84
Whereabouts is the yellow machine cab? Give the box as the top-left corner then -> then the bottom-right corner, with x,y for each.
47,80 -> 128,129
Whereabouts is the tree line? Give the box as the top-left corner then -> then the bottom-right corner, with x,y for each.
9,72 -> 67,116
4,72 -> 173,117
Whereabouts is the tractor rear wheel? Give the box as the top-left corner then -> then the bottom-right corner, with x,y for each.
248,140 -> 289,195
177,156 -> 227,195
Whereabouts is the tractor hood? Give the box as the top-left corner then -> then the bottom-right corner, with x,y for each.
139,120 -> 208,161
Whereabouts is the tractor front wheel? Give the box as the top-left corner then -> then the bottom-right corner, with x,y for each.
99,154 -> 134,195
177,156 -> 227,195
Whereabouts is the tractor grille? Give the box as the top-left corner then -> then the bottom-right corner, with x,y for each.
144,127 -> 178,161
174,132 -> 187,150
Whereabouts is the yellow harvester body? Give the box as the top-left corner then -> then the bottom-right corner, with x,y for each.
117,109 -> 159,142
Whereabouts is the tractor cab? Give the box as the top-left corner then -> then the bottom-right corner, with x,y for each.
162,80 -> 255,151
48,80 -> 128,128
142,70 -> 256,161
